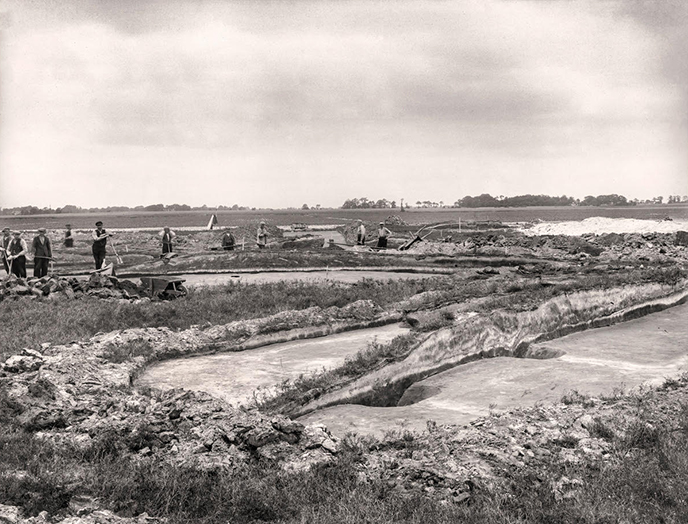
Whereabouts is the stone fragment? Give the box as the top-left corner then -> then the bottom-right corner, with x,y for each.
0,504 -> 21,524
245,426 -> 281,448
321,438 -> 339,454
68,495 -> 101,516
3,354 -> 43,373
271,417 -> 304,435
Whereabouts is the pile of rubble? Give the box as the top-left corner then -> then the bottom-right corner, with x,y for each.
0,273 -> 144,302
405,230 -> 688,261
354,381 -> 688,501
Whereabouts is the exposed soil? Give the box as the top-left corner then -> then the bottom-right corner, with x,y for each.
1,218 -> 687,523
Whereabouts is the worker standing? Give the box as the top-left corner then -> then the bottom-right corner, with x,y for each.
64,224 -> 74,248
222,228 -> 236,250
6,231 -> 28,278
377,222 -> 392,249
1,228 -> 11,274
256,222 -> 268,249
160,227 -> 176,255
356,220 -> 366,245
91,221 -> 112,270
32,228 -> 52,278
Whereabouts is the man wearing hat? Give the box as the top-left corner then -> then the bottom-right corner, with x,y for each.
6,231 -> 28,278
1,228 -> 11,274
91,221 -> 112,270
32,228 -> 52,278
256,221 -> 268,249
376,222 -> 392,249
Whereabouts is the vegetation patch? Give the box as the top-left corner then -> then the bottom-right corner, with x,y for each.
258,333 -> 420,413
101,340 -> 155,364
1,379 -> 688,523
0,278 -> 450,361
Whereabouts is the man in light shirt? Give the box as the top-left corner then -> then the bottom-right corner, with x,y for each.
6,231 -> 28,278
356,220 -> 366,245
1,228 -> 11,275
377,222 -> 392,249
256,222 -> 268,249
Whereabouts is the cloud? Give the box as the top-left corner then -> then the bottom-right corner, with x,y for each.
0,0 -> 685,208
616,0 -> 688,114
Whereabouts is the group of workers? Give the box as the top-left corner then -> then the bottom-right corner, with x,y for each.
218,221 -> 269,250
356,220 -> 391,248
1,227 -> 54,278
1,219 -> 392,278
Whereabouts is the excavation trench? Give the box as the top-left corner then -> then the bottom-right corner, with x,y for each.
299,297 -> 688,436
345,291 -> 688,410
137,284 -> 688,436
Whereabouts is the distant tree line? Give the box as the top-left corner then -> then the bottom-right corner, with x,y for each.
351,193 -> 688,209
0,203 -> 253,216
450,193 -> 687,208
341,197 -> 397,209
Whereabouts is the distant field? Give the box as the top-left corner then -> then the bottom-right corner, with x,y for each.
1,205 -> 687,230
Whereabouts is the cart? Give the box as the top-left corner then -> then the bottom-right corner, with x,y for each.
139,276 -> 187,299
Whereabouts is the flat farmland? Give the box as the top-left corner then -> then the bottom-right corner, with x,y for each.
1,204 -> 687,230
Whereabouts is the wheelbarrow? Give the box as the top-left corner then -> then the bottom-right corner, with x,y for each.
139,276 -> 187,299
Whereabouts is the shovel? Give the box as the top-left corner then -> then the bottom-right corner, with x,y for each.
109,238 -> 124,265
5,256 -> 13,280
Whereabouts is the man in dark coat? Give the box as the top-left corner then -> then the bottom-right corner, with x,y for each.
32,228 -> 52,278
64,224 -> 74,248
160,227 -> 175,255
221,228 -> 236,251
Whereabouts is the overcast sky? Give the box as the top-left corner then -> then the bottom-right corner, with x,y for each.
0,0 -> 686,209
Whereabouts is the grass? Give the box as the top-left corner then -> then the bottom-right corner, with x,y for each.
1,266 -> 683,362
257,333 -> 419,412
0,277 -> 449,361
1,382 -> 688,523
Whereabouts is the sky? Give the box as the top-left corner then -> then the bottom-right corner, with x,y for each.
0,0 -> 686,209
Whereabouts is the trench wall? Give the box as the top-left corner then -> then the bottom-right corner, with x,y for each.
292,280 -> 688,415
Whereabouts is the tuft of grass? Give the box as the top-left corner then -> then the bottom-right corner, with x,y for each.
101,340 -> 154,364
258,333 -> 419,413
587,417 -> 615,441
561,390 -> 595,407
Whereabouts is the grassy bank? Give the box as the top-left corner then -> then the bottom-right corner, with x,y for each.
1,266 -> 683,362
0,277 -> 450,360
257,333 -> 420,412
1,379 -> 687,523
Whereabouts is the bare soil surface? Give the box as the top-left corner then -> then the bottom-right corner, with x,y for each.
2,214 -> 688,523
137,323 -> 410,405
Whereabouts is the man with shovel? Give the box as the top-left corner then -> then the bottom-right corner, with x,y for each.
1,228 -> 11,275
32,228 -> 52,278
91,221 -> 113,270
6,231 -> 28,278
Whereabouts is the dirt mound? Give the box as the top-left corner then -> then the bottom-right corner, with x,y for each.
385,215 -> 408,226
522,217 -> 688,236
0,273 -> 148,302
